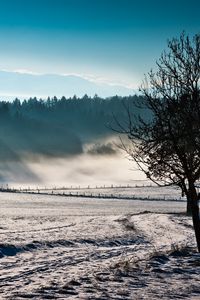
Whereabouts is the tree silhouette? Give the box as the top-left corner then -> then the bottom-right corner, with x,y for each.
117,32 -> 200,251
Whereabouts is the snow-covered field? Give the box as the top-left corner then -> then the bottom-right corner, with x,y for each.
26,184 -> 186,201
0,191 -> 199,299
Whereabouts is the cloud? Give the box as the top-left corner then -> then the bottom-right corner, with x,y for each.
13,69 -> 41,75
0,69 -> 135,98
87,142 -> 118,156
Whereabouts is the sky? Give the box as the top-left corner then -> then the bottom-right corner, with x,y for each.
0,0 -> 199,90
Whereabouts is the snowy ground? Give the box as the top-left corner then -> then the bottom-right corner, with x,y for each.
0,191 -> 199,299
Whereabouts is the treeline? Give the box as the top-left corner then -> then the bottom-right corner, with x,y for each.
0,94 -> 146,160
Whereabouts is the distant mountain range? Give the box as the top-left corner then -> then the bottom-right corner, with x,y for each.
0,70 -> 134,100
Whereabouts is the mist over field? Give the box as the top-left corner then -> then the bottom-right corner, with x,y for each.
0,95 -> 147,186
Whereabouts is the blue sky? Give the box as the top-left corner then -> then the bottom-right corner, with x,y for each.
0,0 -> 199,90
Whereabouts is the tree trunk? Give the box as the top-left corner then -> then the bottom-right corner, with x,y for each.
186,196 -> 192,215
188,182 -> 200,252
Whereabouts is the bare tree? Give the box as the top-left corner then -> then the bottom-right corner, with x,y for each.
117,32 -> 200,251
